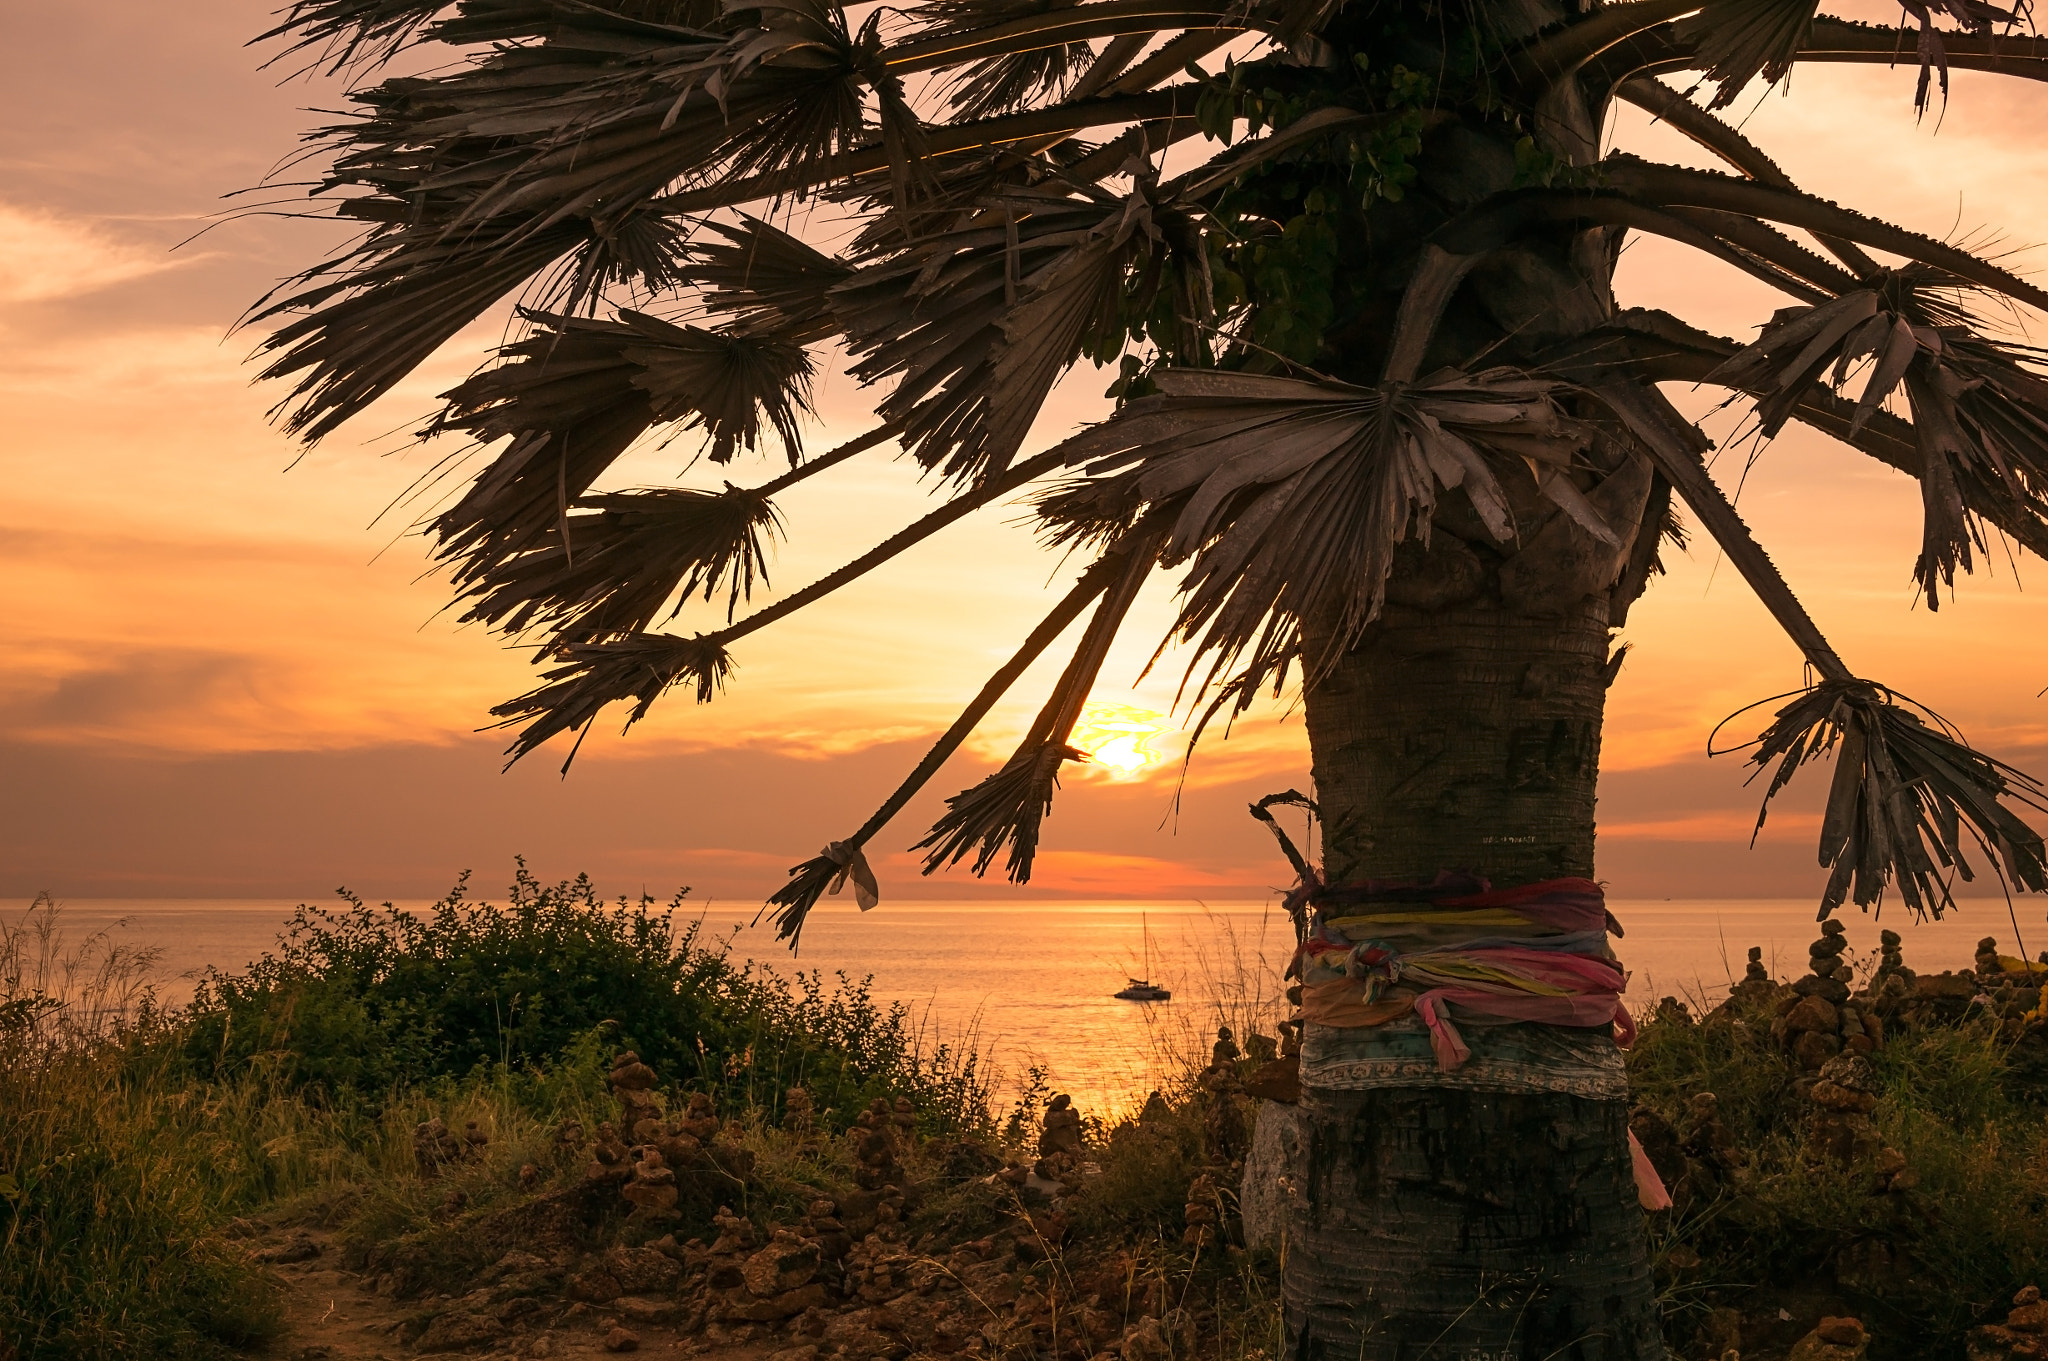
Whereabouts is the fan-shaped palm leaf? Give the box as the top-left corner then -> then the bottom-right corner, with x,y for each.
454,484 -> 781,639
1038,367 -> 1608,704
429,309 -> 813,577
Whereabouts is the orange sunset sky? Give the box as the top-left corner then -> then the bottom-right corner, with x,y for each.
3,1 -> 2045,908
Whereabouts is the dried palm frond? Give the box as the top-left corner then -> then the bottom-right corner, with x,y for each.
764,546 -> 1132,942
492,633 -> 733,769
1674,0 -> 2023,109
453,485 -> 780,639
683,216 -> 852,344
832,173 -> 1208,484
1037,367 -> 1608,706
916,534 -> 1158,881
1707,267 -> 2048,605
1718,679 -> 2048,920
252,0 -> 905,439
253,207 -> 692,442
913,0 -> 1095,118
428,309 -> 813,574
622,312 -> 815,463
257,0 -> 448,74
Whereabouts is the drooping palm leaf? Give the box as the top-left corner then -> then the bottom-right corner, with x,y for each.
765,547 -> 1134,941
491,632 -> 734,769
428,309 -> 814,578
1717,680 -> 2048,919
257,0 -> 449,74
683,215 -> 853,343
914,0 -> 1097,118
454,484 -> 781,639
832,173 -> 1208,483
916,530 -> 1159,880
1707,267 -> 2048,604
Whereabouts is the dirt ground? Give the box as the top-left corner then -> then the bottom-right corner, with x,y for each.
255,1226 -> 773,1361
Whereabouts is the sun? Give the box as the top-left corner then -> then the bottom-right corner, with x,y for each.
1068,702 -> 1173,779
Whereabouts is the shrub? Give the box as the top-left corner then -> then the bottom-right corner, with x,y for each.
179,864 -> 993,1133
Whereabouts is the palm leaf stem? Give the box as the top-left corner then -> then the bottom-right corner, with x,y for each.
1592,381 -> 1853,680
1601,160 -> 2048,311
1505,0 -> 1702,92
1614,78 -> 1880,276
762,547 -> 1132,943
656,88 -> 1195,213
754,422 -> 900,498
1540,310 -> 2048,563
711,449 -> 1069,649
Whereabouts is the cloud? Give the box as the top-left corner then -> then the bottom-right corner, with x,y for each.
0,203 -> 192,304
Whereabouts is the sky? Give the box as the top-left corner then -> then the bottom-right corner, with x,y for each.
2,2 -> 2045,910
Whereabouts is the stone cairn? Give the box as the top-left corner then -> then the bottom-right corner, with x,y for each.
1804,1054 -> 1913,1193
1773,920 -> 1881,1074
1970,1285 -> 2048,1360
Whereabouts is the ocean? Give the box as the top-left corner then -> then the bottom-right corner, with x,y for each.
15,894 -> 2032,1115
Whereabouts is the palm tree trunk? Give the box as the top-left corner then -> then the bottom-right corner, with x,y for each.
1283,528 -> 1665,1358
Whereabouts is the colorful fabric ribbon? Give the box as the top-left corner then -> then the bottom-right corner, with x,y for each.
1295,873 -> 1634,1071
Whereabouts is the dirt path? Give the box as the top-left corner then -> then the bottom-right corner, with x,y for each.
253,1226 -> 770,1361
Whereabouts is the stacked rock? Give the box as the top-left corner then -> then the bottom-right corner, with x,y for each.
585,1121 -> 631,1179
1726,946 -> 1778,1009
1035,1093 -> 1085,1184
1805,1054 -> 1913,1192
852,1102 -> 897,1190
1181,1172 -> 1219,1251
676,1091 -> 720,1143
1776,921 -> 1881,1071
413,1117 -> 463,1174
610,1052 -> 662,1143
621,1146 -> 680,1218
1967,1284 -> 2048,1360
783,1087 -> 815,1136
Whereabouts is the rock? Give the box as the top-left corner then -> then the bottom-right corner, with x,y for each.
604,1245 -> 682,1294
566,1265 -> 622,1304
1787,1315 -> 1867,1360
615,1296 -> 680,1324
621,1148 -> 679,1216
1783,995 -> 1841,1036
609,1053 -> 658,1091
1243,1055 -> 1301,1104
252,1234 -> 322,1264
1792,1029 -> 1843,1069
1240,1101 -> 1305,1250
416,1309 -> 505,1353
725,1282 -> 829,1321
1744,947 -> 1770,982
1210,1027 -> 1241,1067
743,1231 -> 822,1297
1121,1317 -> 1171,1361
1039,1095 -> 1084,1157
771,1347 -> 822,1361
603,1326 -> 641,1353
1793,975 -> 1853,1004
1916,972 -> 1978,1001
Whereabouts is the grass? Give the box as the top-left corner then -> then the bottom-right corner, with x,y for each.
15,870 -> 2044,1361
1630,971 -> 2048,1360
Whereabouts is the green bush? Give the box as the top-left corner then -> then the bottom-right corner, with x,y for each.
179,864 -> 992,1133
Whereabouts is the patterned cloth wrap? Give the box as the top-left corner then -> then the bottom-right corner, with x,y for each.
1292,872 -> 1669,1209
1294,872 -> 1635,1071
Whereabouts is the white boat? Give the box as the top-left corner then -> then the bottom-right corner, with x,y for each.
1114,915 -> 1170,1001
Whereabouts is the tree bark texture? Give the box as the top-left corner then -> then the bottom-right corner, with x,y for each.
1284,449 -> 1666,1358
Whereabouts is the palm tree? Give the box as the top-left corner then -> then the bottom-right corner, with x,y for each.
246,0 -> 2048,1352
